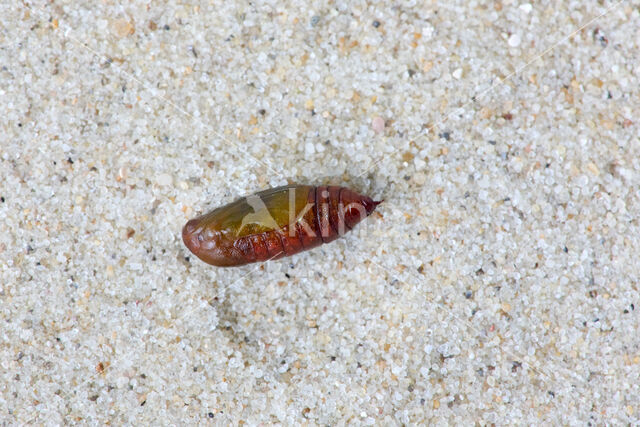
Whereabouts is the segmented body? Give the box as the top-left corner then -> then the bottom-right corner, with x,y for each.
182,185 -> 381,267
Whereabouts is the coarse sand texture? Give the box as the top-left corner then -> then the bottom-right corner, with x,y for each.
1,0 -> 639,424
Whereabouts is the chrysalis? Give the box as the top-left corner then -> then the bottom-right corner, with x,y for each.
182,185 -> 381,267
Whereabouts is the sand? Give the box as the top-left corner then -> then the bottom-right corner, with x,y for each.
1,0 -> 639,424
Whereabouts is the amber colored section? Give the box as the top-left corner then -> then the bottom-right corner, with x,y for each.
182,184 -> 381,267
197,185 -> 313,238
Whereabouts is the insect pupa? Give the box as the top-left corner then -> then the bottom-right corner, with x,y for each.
182,185 -> 381,267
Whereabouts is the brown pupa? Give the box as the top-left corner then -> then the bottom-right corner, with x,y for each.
182,184 -> 381,267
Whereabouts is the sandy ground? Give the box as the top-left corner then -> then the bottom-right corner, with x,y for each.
2,0 -> 640,424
